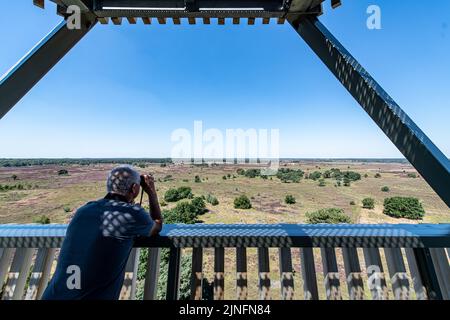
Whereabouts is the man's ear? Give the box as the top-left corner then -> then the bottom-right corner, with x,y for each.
132,183 -> 140,197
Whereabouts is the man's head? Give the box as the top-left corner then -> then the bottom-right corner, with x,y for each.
106,165 -> 141,202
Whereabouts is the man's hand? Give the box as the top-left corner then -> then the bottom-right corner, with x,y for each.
140,174 -> 157,196
141,174 -> 163,235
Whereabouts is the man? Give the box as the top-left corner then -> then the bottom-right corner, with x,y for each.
42,165 -> 163,300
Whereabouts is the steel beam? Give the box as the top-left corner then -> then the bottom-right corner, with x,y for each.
289,17 -> 450,207
0,15 -> 97,119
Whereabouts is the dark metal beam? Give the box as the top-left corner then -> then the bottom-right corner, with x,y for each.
0,16 -> 97,120
289,17 -> 450,207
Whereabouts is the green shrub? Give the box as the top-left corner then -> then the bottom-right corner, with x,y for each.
306,208 -> 352,224
234,195 -> 252,209
58,169 -> 68,175
381,186 -> 390,192
160,200 -> 167,207
362,198 -> 375,209
318,179 -> 326,187
194,175 -> 201,183
236,168 -> 245,175
309,171 -> 322,181
164,186 -> 193,202
350,201 -> 356,206
63,206 -> 71,213
11,174 -> 18,181
33,215 -> 50,224
383,197 -> 425,220
206,194 -> 219,206
285,194 -> 296,204
191,197 -> 208,215
343,177 -> 351,187
375,173 -> 382,178
222,175 -> 227,180
244,169 -> 261,178
276,168 -> 304,183
407,173 -> 417,178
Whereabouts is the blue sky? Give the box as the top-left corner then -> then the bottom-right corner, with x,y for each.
0,1 -> 449,158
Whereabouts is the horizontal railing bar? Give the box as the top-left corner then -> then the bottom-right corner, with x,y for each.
1,224 -> 449,248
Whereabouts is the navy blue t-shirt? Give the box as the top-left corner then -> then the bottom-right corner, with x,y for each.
42,195 -> 153,300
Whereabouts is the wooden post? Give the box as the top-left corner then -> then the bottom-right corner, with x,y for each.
279,247 -> 294,300
143,248 -> 161,300
342,248 -> 365,300
190,247 -> 203,300
258,247 -> 271,300
236,247 -> 248,300
214,247 -> 225,300
300,248 -> 319,300
321,248 -> 342,300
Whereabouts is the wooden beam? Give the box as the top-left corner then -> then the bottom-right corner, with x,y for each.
142,17 -> 152,25
111,17 -> 122,25
157,17 -> 166,25
188,17 -> 196,25
33,0 -> 45,9
262,17 -> 270,25
98,17 -> 109,24
233,17 -> 240,25
248,17 -> 255,25
203,17 -> 210,25
126,17 -> 137,24
173,17 -> 181,25
218,17 -> 225,25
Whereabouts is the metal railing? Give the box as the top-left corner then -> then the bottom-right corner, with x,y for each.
0,223 -> 449,300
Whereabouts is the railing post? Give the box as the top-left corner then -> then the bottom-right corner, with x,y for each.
166,247 -> 181,300
214,247 -> 225,300
236,247 -> 248,300
258,247 -> 271,300
321,247 -> 342,300
300,248 -> 319,300
143,248 -> 161,300
279,247 -> 294,300
190,247 -> 203,300
413,248 -> 443,300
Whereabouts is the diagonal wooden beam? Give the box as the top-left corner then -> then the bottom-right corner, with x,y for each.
0,16 -> 97,119
289,17 -> 450,207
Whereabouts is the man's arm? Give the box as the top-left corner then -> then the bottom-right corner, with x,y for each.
141,174 -> 163,236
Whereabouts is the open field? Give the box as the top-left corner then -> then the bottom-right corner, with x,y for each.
0,160 -> 448,225
0,160 -> 449,300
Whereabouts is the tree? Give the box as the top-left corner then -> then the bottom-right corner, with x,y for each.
234,195 -> 252,209
306,208 -> 352,224
383,197 -> 425,220
381,186 -> 390,192
285,195 -> 296,205
362,198 -> 375,209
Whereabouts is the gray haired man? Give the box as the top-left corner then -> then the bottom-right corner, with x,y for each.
42,165 -> 163,300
